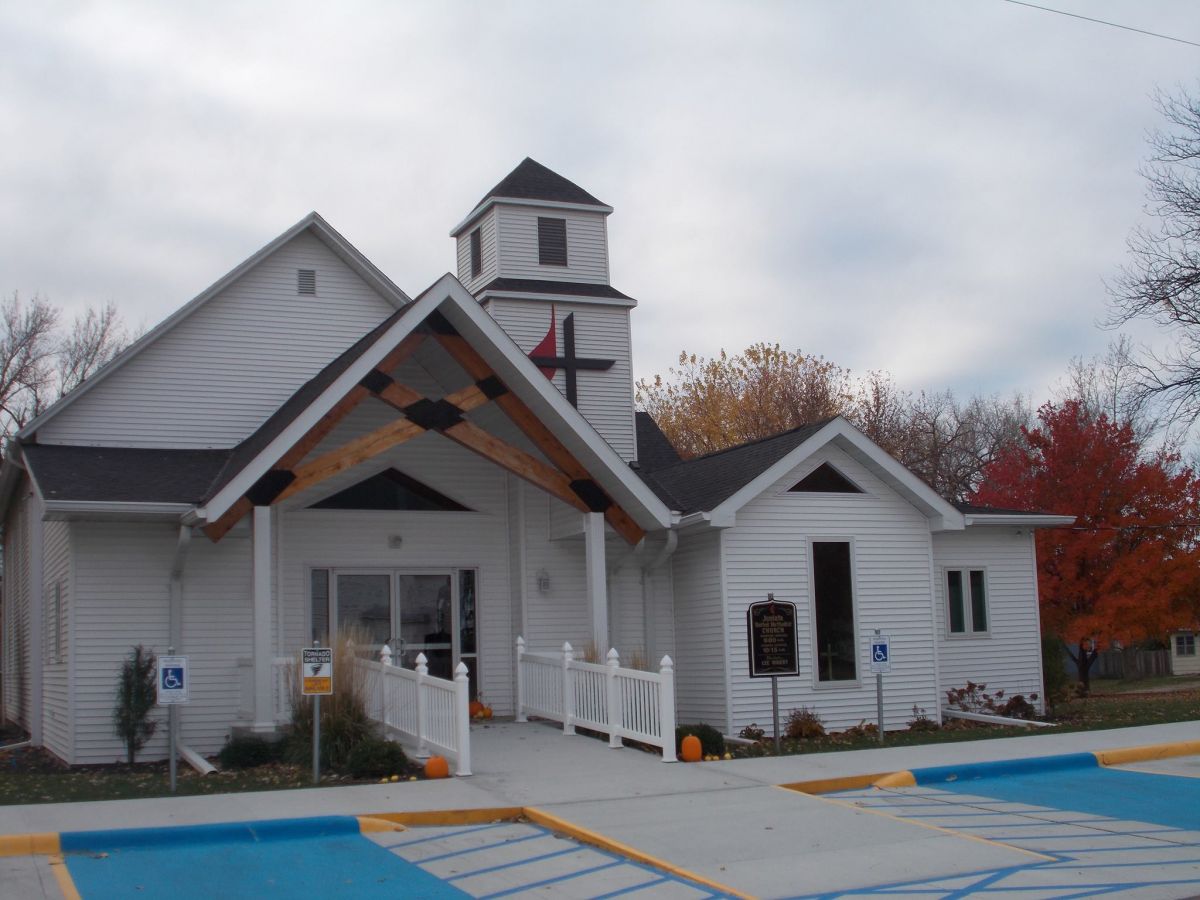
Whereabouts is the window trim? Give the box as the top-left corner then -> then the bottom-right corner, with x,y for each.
1175,633 -> 1196,657
944,567 -> 991,637
806,536 -> 862,689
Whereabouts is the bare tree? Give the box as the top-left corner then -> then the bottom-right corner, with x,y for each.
1110,86 -> 1200,427
0,292 -> 132,446
1055,336 -> 1164,445
0,292 -> 59,433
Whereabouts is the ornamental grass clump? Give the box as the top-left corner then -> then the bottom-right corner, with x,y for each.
287,628 -> 375,771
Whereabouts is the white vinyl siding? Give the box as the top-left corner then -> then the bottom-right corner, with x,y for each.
495,206 -> 609,283
933,528 -> 1044,708
486,299 -> 636,461
39,232 -> 398,448
672,530 -> 728,727
457,209 -> 498,293
41,520 -> 71,760
722,446 -> 940,733
2,488 -> 32,731
1171,633 -> 1200,676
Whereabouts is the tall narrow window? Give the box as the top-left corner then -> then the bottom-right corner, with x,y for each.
310,569 -> 330,644
946,568 -> 988,635
812,541 -> 857,682
537,217 -> 568,265
470,228 -> 482,277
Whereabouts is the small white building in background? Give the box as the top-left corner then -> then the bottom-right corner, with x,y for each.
1169,631 -> 1199,676
0,159 -> 1071,764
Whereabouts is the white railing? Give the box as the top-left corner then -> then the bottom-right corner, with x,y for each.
359,648 -> 472,776
515,637 -> 677,762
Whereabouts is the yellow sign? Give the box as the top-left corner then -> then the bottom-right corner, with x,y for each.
301,647 -> 333,696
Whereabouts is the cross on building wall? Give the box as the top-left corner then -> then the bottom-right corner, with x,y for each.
529,310 -> 615,407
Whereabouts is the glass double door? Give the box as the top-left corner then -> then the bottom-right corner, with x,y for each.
331,569 -> 477,690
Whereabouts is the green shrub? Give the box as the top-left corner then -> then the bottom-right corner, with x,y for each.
112,645 -> 158,765
676,723 -> 725,756
218,735 -> 282,769
784,706 -> 825,740
345,736 -> 408,779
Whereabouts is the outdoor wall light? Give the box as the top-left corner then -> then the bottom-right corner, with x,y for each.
388,534 -> 403,549
536,569 -> 551,593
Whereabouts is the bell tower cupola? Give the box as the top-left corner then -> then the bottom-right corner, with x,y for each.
451,158 -> 638,462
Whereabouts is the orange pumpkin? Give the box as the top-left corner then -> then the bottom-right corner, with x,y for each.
469,700 -> 484,717
482,707 -> 493,719
681,734 -> 702,762
424,756 -> 450,779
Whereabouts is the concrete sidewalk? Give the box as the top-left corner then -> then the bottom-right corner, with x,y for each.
2,719 -> 1198,898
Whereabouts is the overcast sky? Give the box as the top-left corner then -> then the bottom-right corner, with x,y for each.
3,1 -> 1199,405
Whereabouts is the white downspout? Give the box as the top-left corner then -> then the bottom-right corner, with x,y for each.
169,521 -> 213,774
641,530 -> 678,666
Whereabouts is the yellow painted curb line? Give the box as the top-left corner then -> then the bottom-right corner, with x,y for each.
778,772 -> 895,794
364,807 -> 525,827
524,807 -> 757,900
49,854 -> 82,900
0,832 -> 60,857
1094,740 -> 1200,767
871,770 -> 916,788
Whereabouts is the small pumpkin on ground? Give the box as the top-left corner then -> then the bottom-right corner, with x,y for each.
424,756 -> 450,779
681,734 -> 702,762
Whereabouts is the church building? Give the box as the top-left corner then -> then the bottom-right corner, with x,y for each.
0,159 -> 1070,764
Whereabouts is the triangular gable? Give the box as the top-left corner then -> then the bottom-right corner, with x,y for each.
309,468 -> 469,512
788,462 -> 863,494
202,273 -> 671,543
707,418 -> 963,531
18,213 -> 412,441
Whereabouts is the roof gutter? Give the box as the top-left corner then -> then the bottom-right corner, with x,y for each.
42,500 -> 196,521
963,513 -> 1076,528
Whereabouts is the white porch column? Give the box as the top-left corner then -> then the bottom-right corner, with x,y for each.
252,505 -> 275,730
584,512 -> 608,652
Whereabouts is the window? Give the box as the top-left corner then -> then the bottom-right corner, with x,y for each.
469,228 -> 482,277
1176,633 -> 1196,656
789,463 -> 862,494
537,217 -> 568,266
297,268 -> 316,294
946,569 -> 988,635
812,541 -> 857,682
309,469 -> 469,511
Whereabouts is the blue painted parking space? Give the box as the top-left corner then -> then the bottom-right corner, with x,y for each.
57,815 -> 739,899
800,757 -> 1200,898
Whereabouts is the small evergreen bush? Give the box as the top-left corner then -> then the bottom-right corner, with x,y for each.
1041,634 -> 1070,707
675,723 -> 725,756
112,645 -> 158,765
346,736 -> 408,779
218,735 -> 282,769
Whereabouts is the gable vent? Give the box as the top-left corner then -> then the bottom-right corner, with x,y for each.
297,269 -> 316,295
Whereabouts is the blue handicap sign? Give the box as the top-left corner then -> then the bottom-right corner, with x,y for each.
872,642 -> 888,663
161,667 -> 184,690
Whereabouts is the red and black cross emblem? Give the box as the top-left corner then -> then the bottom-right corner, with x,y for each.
528,307 -> 614,407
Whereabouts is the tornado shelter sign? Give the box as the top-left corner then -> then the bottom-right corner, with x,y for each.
747,595 -> 799,678
302,647 -> 333,696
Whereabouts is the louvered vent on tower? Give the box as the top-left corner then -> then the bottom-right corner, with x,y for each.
297,269 -> 316,295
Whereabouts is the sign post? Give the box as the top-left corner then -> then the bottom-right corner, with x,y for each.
156,651 -> 189,792
868,630 -> 890,745
302,645 -> 333,785
747,593 -> 798,755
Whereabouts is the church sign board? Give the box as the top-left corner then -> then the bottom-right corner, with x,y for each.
747,594 -> 799,678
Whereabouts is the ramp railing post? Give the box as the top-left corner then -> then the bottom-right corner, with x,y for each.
415,652 -> 429,758
515,636 -> 527,723
659,655 -> 677,762
606,648 -> 622,748
454,662 -> 472,776
562,642 -> 575,735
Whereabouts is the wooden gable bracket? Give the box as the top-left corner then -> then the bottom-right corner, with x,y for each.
202,332 -> 425,541
425,316 -> 645,545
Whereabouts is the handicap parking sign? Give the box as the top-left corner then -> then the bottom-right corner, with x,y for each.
157,655 -> 189,704
869,635 -> 891,674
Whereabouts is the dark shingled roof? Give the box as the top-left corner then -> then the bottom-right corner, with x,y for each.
634,412 -> 682,473
637,419 -> 835,514
474,278 -> 632,301
23,444 -> 232,504
474,158 -> 607,210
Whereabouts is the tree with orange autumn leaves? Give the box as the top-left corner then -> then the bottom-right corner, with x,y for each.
973,399 -> 1200,677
